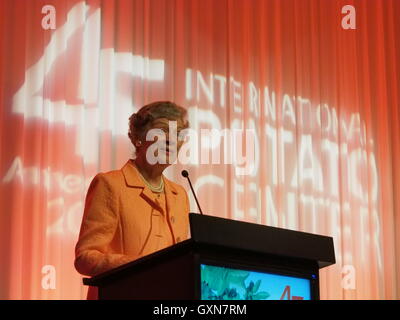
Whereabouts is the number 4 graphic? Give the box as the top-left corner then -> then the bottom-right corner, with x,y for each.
280,286 -> 304,300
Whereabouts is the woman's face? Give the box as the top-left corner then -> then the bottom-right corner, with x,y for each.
137,117 -> 187,165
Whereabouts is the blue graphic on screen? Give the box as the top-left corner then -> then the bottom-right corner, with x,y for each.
200,264 -> 311,300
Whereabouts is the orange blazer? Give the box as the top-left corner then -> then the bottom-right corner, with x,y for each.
74,160 -> 190,299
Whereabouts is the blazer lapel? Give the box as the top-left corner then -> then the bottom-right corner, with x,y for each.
121,160 -> 182,244
121,160 -> 178,215
121,160 -> 159,208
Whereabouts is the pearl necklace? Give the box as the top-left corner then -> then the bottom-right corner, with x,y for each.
145,177 -> 164,193
138,170 -> 164,193
132,160 -> 165,193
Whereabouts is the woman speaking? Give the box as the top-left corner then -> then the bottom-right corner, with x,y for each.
74,101 -> 190,299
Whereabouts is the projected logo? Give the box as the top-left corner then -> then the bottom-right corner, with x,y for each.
12,3 -> 164,164
184,67 -> 382,273
7,3 -> 165,239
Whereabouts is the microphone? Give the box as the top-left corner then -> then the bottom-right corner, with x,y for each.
181,170 -> 204,215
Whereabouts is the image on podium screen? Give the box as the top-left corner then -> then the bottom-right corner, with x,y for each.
199,261 -> 317,300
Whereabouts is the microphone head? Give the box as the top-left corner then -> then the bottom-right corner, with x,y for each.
181,170 -> 189,178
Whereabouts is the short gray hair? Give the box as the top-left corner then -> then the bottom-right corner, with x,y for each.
128,101 -> 189,144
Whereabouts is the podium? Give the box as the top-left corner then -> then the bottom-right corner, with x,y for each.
83,213 -> 335,300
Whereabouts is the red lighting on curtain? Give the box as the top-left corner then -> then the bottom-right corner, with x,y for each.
0,0 -> 399,299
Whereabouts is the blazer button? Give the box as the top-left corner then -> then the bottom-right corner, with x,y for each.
170,216 -> 175,224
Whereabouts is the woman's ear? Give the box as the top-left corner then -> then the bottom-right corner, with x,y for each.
131,133 -> 143,148
135,140 -> 142,148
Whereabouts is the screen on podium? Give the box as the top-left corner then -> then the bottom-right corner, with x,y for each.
200,264 -> 314,300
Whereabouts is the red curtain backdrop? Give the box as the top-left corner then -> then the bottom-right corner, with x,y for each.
0,0 -> 399,299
